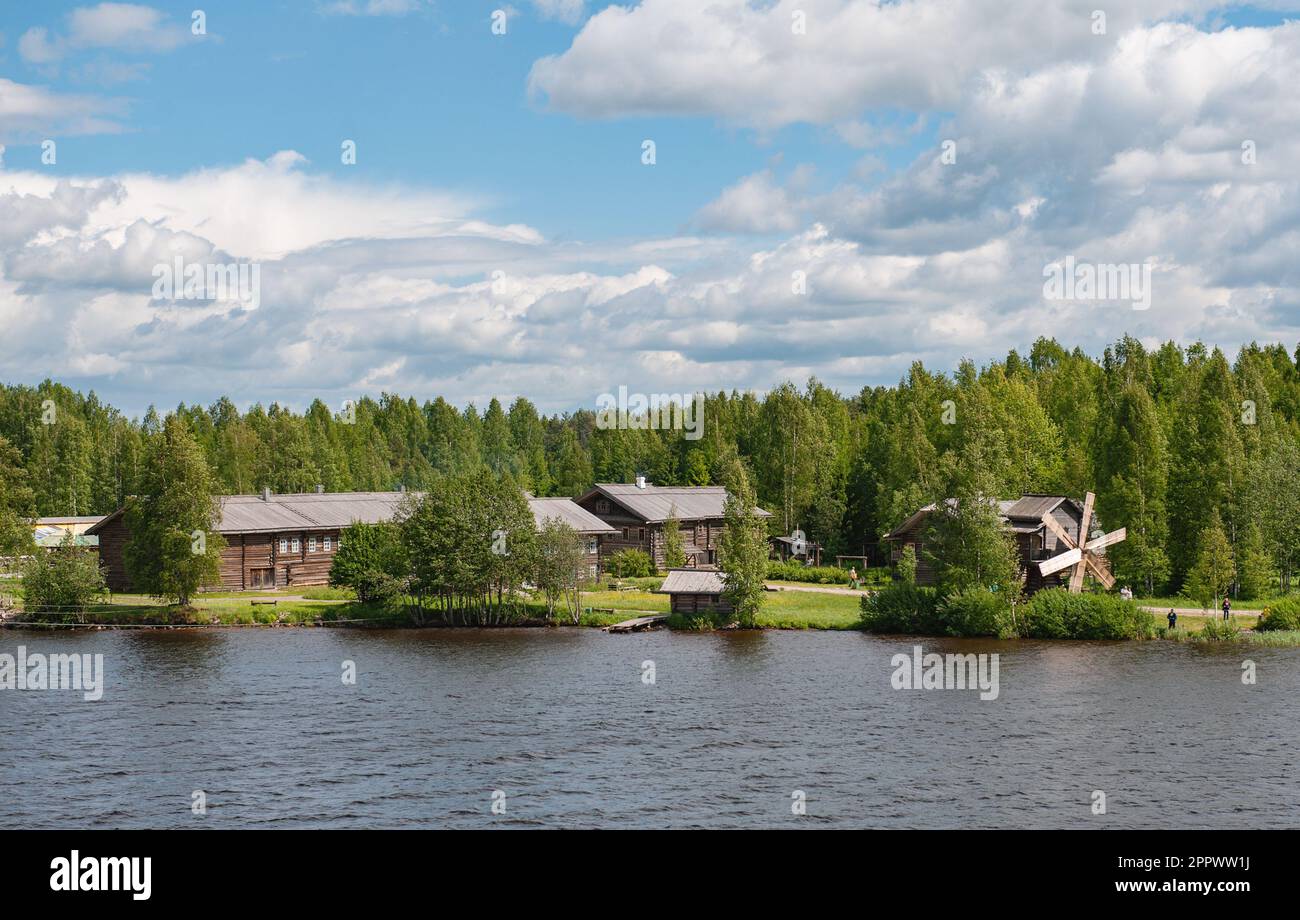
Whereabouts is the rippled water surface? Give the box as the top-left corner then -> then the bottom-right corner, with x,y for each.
2,627 -> 1296,828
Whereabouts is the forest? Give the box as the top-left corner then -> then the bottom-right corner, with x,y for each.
2,334 -> 1299,598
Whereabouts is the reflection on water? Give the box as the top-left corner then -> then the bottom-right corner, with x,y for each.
1,628 -> 1296,828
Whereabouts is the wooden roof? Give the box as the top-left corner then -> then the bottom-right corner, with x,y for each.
88,491 -> 413,536
579,483 -> 772,523
526,496 -> 616,535
659,569 -> 726,595
885,494 -> 1085,541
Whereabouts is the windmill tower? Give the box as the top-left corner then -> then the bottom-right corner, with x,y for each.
1035,492 -> 1127,593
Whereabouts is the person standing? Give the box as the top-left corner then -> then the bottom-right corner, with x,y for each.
1222,596 -> 1231,621
1167,609 -> 1177,631
848,566 -> 859,590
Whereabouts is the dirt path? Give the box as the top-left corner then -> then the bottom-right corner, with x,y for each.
766,582 -> 868,596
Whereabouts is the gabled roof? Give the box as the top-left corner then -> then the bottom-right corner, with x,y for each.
216,492 -> 411,533
527,496 -> 616,535
884,494 -> 1085,541
579,483 -> 772,523
35,515 -> 105,526
659,569 -> 726,594
88,491 -> 413,536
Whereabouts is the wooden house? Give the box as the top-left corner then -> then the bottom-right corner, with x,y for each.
87,488 -> 619,593
658,568 -> 733,616
87,488 -> 411,592
526,494 -> 616,579
883,494 -> 1110,593
575,479 -> 772,572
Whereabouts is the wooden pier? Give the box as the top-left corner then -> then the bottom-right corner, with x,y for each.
602,614 -> 668,634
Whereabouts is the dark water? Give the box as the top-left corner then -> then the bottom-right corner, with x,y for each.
1,627 -> 1296,828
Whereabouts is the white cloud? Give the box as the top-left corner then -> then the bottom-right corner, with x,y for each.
527,0 -> 1244,128
7,4 -> 1300,416
18,3 -> 191,63
0,78 -> 129,139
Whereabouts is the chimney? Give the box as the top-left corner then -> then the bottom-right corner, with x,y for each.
261,487 -> 271,502
635,475 -> 647,490
315,484 -> 324,494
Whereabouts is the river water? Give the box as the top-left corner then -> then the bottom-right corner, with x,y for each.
1,627 -> 1295,828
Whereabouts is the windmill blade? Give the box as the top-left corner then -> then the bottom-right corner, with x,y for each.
1085,553 -> 1116,588
1040,513 -> 1077,549
1039,547 -> 1081,576
1085,527 -> 1127,552
1069,492 -> 1095,593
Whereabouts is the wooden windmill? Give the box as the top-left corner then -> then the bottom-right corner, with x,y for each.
1035,492 -> 1127,593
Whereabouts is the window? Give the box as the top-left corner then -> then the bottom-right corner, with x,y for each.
279,539 -> 288,554
324,537 -> 332,552
308,537 -> 317,553
291,538 -> 300,553
586,538 -> 598,554
337,537 -> 344,552
622,528 -> 629,540
596,499 -> 610,513
638,528 -> 645,541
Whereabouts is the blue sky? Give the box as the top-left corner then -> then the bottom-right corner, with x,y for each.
2,1 -> 1300,416
0,1 -> 917,242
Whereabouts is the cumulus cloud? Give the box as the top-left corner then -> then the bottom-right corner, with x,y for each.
18,3 -> 192,64
528,0 -> 1250,128
7,2 -> 1300,416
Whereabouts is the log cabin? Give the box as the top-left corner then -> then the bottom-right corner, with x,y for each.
575,479 -> 772,572
87,488 -> 412,592
87,488 -> 619,592
525,493 -> 617,579
883,494 -> 1110,593
658,568 -> 733,616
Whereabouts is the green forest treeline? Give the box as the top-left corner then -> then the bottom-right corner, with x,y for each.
2,335 -> 1299,596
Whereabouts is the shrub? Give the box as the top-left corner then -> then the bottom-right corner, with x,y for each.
766,561 -> 851,584
608,549 -> 654,578
330,521 -> 408,604
1019,588 -> 1154,640
858,582 -> 942,634
1255,596 -> 1300,631
20,540 -> 107,615
938,587 -> 1012,638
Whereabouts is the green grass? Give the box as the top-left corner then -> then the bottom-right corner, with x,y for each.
757,589 -> 863,629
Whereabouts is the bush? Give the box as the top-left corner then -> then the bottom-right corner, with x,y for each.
766,561 -> 852,584
1255,596 -> 1300,631
1019,588 -> 1154,640
330,521 -> 407,604
20,541 -> 107,614
938,587 -> 1012,638
608,549 -> 653,578
858,582 -> 942,634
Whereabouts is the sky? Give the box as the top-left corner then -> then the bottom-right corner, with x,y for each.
1,0 -> 1299,418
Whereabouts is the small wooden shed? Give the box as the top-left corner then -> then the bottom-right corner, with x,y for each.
659,568 -> 733,615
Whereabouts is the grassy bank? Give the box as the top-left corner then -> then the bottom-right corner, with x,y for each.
3,579 -> 865,630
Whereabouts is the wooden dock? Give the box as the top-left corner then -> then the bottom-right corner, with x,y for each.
602,614 -> 668,634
